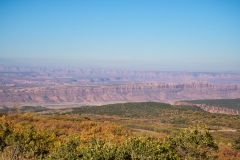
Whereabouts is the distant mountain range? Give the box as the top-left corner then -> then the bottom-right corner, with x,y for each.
0,65 -> 240,106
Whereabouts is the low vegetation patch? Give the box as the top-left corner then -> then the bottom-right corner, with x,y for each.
1,101 -> 240,159
0,113 -> 218,159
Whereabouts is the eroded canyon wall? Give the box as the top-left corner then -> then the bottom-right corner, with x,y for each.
1,82 -> 240,104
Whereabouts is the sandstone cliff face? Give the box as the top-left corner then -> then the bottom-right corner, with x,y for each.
174,101 -> 240,115
1,82 -> 240,104
196,104 -> 240,115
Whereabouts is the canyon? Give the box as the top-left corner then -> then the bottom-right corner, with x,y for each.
0,82 -> 240,104
0,65 -> 240,110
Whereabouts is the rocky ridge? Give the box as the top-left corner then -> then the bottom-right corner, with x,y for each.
174,100 -> 240,115
197,104 -> 240,115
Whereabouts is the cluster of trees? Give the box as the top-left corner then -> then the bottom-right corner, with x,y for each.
1,101 -> 240,159
0,112 -> 219,159
49,127 -> 218,160
72,102 -> 240,129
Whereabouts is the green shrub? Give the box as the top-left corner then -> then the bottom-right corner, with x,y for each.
234,137 -> 240,150
48,136 -> 82,160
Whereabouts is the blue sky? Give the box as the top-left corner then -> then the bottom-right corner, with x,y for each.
0,0 -> 240,71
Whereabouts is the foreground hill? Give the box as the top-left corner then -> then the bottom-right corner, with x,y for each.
1,102 -> 240,159
71,102 -> 240,130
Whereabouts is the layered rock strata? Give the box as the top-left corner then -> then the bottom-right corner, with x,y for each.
197,104 -> 240,115
0,82 -> 239,104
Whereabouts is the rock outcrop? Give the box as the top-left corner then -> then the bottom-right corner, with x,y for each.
174,100 -> 240,115
196,104 -> 240,115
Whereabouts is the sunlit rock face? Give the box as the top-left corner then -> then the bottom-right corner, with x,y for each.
0,66 -> 239,105
0,82 -> 240,104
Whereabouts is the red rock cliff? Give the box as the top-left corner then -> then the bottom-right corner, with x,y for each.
0,82 -> 239,104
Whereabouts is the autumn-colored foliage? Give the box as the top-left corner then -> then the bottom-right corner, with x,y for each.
1,101 -> 240,160
0,112 -> 220,159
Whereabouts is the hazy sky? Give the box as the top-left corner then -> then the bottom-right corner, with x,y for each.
0,0 -> 240,71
